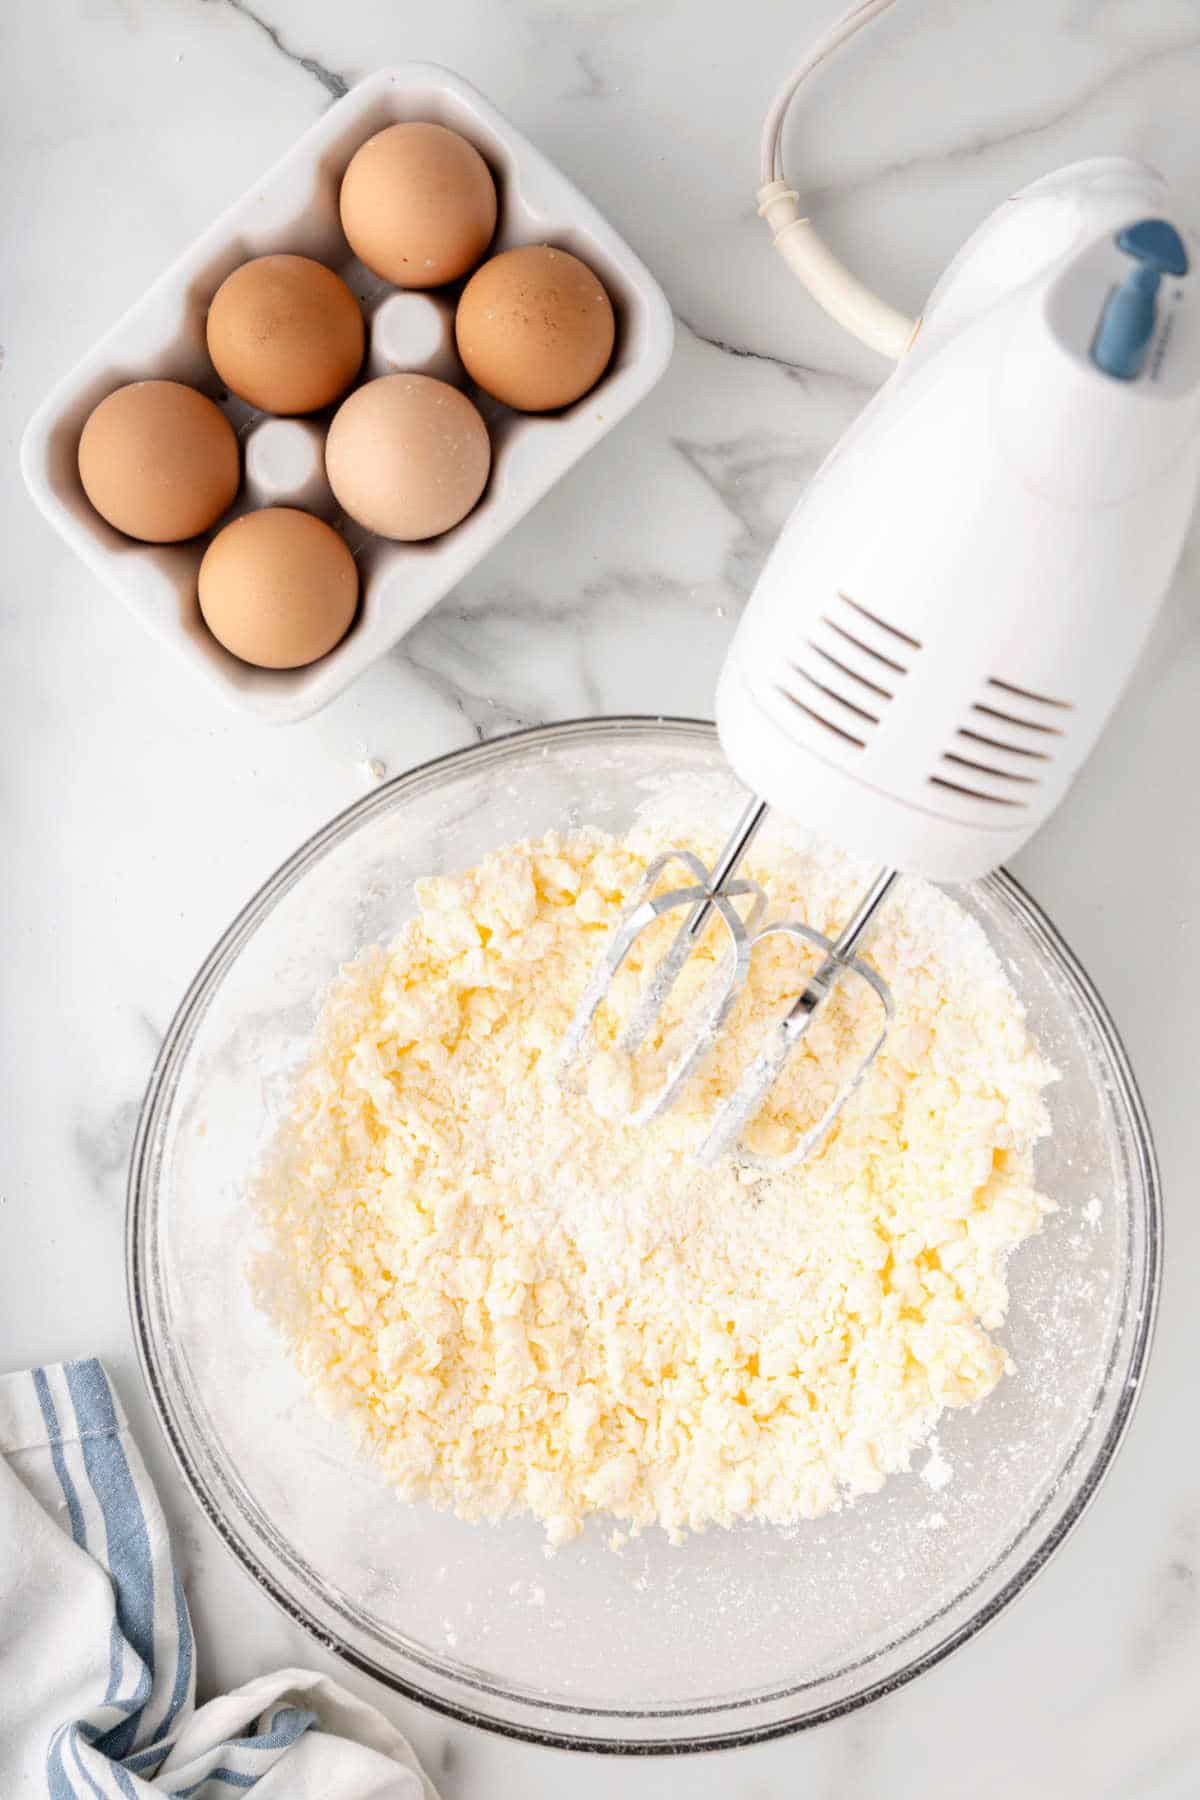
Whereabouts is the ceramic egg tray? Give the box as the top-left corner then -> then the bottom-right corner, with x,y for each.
20,65 -> 675,724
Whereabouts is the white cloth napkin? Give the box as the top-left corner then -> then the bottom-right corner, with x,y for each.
0,1359 -> 439,1798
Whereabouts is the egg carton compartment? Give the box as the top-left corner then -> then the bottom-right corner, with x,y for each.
21,65 -> 674,724
365,291 -> 461,384
243,420 -> 337,518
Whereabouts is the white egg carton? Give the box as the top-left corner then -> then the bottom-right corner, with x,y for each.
20,65 -> 674,724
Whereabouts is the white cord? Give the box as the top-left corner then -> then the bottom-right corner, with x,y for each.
758,0 -> 916,360
758,0 -> 898,186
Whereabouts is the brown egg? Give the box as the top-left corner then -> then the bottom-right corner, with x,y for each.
325,374 -> 490,541
455,245 -> 615,412
206,254 -> 364,415
77,380 -> 239,543
198,507 -> 358,669
339,121 -> 497,289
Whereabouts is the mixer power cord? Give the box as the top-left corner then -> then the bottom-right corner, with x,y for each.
757,0 -> 917,359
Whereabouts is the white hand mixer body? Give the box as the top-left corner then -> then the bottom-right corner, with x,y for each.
563,157 -> 1200,1168
724,158 -> 1200,884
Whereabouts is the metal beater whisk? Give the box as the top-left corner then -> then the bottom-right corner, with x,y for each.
560,798 -> 897,1170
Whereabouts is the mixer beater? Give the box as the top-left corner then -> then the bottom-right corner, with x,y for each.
560,797 -> 897,1169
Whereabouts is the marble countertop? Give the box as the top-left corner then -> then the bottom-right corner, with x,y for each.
4,0 -> 1200,1793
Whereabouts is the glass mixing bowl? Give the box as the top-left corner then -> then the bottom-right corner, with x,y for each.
127,718 -> 1160,1752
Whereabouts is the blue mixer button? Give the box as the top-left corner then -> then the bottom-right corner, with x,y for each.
1115,218 -> 1189,277
1091,218 -> 1188,380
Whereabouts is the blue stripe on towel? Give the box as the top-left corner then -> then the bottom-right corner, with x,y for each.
163,1567 -> 195,1734
47,1723 -> 77,1800
123,1737 -> 172,1773
110,1763 -> 139,1798
63,1360 -> 155,1760
32,1368 -> 86,1548
177,1770 -> 257,1795
68,1724 -> 112,1800
223,1704 -> 318,1752
105,1614 -> 125,1708
165,1710 -> 317,1798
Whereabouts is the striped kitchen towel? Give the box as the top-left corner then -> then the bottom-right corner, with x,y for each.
0,1360 -> 438,1798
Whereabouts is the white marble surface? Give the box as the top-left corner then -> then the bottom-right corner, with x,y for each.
4,0 -> 1200,1792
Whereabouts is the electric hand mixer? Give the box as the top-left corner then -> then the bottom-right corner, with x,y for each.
562,0 -> 1200,1169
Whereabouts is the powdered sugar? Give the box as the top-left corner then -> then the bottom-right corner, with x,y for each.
921,1437 -> 954,1491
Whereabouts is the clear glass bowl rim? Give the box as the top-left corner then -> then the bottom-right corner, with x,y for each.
126,715 -> 1162,1755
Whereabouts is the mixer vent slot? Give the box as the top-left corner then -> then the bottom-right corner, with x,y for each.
930,777 -> 1025,808
836,591 -> 923,651
972,702 -> 1063,737
943,752 -> 1037,785
972,674 -> 1072,740
819,591 -> 921,678
821,619 -> 908,677
933,673 -> 1072,807
784,590 -> 921,747
958,728 -> 1050,763
792,666 -> 879,725
986,677 -> 1072,711
777,685 -> 866,749
807,643 -> 893,701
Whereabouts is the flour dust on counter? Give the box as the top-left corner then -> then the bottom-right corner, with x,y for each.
250,821 -> 1054,1548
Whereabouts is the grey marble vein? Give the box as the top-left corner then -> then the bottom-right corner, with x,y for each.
391,615 -> 526,735
673,310 -> 882,401
804,32 -> 1200,208
1131,1513 -> 1200,1677
674,430 -> 826,592
565,49 -> 607,102
391,642 -> 526,743
394,595 -> 605,736
203,0 -> 350,99
675,310 -> 814,380
72,1098 -> 142,1206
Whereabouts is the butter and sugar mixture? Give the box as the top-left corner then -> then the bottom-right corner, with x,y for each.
251,828 -> 1053,1547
